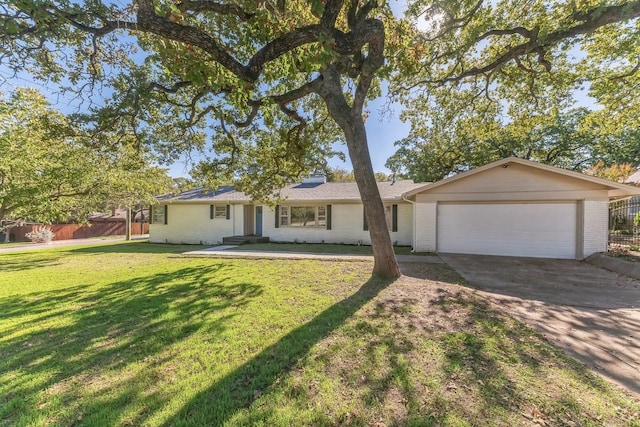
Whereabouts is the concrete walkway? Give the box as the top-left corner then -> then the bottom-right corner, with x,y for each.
440,253 -> 640,399
183,245 -> 443,263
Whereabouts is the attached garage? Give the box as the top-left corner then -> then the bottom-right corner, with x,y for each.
437,202 -> 577,259
406,157 -> 640,260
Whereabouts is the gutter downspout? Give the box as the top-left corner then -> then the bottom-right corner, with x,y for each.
401,193 -> 417,252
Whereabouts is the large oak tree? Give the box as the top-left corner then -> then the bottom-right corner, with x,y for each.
2,0 -> 640,276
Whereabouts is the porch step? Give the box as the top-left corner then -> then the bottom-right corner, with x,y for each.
222,235 -> 270,245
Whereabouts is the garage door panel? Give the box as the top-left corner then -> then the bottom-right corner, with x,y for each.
437,203 -> 577,259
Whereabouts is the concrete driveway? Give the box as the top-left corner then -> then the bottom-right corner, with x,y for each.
440,254 -> 640,399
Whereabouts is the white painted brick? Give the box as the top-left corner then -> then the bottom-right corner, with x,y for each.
583,199 -> 609,257
149,203 -> 242,245
413,202 -> 437,252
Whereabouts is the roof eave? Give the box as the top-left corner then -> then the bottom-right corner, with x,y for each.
608,187 -> 640,198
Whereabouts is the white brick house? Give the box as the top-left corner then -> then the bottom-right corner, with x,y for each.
150,157 -> 640,259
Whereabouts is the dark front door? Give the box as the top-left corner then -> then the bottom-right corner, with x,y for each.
255,206 -> 263,236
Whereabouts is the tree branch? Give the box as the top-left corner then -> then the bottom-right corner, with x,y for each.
136,0 -> 252,80
432,0 -> 640,84
176,1 -> 254,20
612,56 -> 640,80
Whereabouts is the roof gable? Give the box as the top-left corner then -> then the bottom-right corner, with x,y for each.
405,157 -> 640,199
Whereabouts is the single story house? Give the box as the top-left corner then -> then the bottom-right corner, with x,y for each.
150,157 -> 640,259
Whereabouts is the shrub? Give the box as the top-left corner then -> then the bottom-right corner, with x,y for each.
610,229 -> 632,235
25,226 -> 55,243
634,212 -> 640,227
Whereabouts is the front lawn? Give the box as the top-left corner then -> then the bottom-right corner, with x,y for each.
0,242 -> 638,426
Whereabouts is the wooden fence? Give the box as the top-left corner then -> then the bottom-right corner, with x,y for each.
8,221 -> 149,242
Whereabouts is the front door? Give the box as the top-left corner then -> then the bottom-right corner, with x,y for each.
243,205 -> 255,235
255,206 -> 263,236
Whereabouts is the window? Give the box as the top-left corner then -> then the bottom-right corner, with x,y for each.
281,206 -> 327,227
213,205 -> 227,219
280,206 -> 289,226
317,206 -> 326,227
152,205 -> 166,224
210,204 -> 230,220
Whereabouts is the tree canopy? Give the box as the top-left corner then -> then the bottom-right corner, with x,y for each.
386,106 -> 640,182
388,0 -> 640,180
0,88 -> 172,238
2,0 -> 640,276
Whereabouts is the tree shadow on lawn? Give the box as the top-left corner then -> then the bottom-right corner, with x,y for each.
66,241 -> 209,255
0,263 -> 263,425
160,275 -> 392,426
0,252 -> 64,273
394,263 -> 618,422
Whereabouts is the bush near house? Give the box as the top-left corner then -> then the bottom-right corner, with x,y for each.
24,226 -> 54,243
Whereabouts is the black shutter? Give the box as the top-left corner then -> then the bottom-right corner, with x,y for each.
392,204 -> 398,232
226,204 -> 231,220
149,206 -> 153,223
210,205 -> 214,219
363,207 -> 368,231
326,205 -> 332,230
164,205 -> 168,225
275,205 -> 280,228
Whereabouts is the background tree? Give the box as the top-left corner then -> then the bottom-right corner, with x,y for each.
387,106 -> 640,182
171,177 -> 200,193
586,161 -> 636,182
325,167 -> 394,182
0,88 -> 172,241
388,0 -> 640,181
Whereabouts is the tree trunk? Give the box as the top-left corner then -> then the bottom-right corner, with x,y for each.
316,71 -> 401,278
346,118 -> 402,278
126,207 -> 132,241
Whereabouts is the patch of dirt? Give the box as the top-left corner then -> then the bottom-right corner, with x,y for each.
607,245 -> 640,263
284,262 -> 640,426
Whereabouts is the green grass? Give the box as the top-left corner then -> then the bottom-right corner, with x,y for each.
1,242 -> 638,426
236,242 -> 433,256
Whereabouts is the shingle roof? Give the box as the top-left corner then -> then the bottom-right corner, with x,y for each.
157,180 -> 424,203
624,169 -> 640,185
278,180 -> 423,201
156,186 -> 251,202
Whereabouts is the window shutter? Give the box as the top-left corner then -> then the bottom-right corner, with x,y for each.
363,207 -> 368,231
275,205 -> 280,228
149,206 -> 153,223
226,204 -> 231,220
392,204 -> 398,232
210,205 -> 214,219
326,205 -> 332,230
164,205 -> 168,225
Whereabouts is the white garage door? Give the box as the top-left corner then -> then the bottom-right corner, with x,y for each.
437,202 -> 577,259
